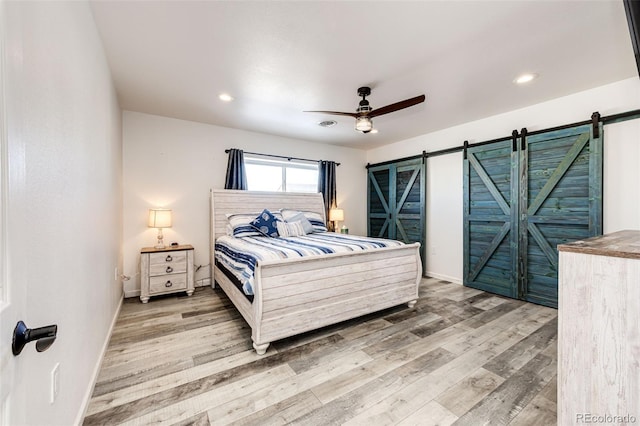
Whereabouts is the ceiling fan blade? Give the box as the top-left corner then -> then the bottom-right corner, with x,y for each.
304,110 -> 359,118
368,94 -> 426,118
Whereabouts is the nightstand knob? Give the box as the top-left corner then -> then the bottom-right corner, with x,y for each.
165,280 -> 173,288
165,255 -> 173,262
166,266 -> 173,273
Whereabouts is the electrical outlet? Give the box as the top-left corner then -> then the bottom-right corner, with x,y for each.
114,267 -> 118,281
50,363 -> 60,404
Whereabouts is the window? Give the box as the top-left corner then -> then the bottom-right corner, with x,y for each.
245,155 -> 318,193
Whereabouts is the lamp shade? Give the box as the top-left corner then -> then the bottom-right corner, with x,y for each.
329,208 -> 344,222
355,117 -> 373,132
148,209 -> 172,228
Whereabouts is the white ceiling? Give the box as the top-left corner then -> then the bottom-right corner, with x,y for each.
90,0 -> 637,150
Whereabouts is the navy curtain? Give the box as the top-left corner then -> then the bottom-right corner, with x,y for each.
318,160 -> 337,231
224,149 -> 248,190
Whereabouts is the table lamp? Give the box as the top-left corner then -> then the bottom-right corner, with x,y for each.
329,208 -> 344,232
148,209 -> 172,248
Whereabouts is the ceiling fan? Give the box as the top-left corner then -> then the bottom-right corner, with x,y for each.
305,86 -> 426,133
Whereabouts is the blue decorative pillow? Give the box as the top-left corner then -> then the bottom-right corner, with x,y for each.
251,209 -> 280,237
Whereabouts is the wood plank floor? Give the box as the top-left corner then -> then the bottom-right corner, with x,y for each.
84,278 -> 558,425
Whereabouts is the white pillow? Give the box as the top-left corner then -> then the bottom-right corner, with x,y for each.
281,209 -> 327,233
282,211 -> 314,234
226,213 -> 262,237
276,220 -> 307,237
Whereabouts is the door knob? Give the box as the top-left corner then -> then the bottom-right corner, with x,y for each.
12,321 -> 58,356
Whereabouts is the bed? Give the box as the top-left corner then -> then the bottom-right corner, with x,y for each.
209,189 -> 422,355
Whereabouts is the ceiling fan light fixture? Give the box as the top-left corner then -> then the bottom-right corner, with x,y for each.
355,116 -> 373,133
356,104 -> 372,114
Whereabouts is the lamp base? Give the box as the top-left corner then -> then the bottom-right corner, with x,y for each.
155,228 -> 165,249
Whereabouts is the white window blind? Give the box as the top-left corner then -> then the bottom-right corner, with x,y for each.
245,155 -> 318,193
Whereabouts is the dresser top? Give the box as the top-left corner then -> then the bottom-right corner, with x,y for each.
557,230 -> 640,260
141,244 -> 194,253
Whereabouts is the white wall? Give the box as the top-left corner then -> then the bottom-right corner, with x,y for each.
122,112 -> 367,296
4,1 -> 122,424
603,118 -> 640,232
367,78 -> 640,284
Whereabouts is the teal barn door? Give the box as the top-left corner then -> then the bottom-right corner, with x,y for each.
463,137 -> 519,298
368,157 -> 426,269
368,164 -> 393,239
464,123 -> 602,308
520,124 -> 602,307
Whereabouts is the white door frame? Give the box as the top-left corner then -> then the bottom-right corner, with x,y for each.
0,1 -> 28,423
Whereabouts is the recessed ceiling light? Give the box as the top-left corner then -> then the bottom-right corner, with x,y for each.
318,120 -> 337,128
219,93 -> 234,102
514,73 -> 539,85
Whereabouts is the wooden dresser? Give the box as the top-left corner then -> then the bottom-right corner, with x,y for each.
558,230 -> 640,425
140,244 -> 195,303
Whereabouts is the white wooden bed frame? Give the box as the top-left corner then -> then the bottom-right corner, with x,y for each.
209,189 -> 421,355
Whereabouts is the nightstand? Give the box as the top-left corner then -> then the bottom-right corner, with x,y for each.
140,244 -> 195,303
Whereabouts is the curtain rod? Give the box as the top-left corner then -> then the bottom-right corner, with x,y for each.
366,108 -> 640,168
225,149 -> 340,166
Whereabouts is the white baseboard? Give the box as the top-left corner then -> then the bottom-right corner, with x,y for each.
74,295 -> 123,425
424,271 -> 463,285
123,288 -> 140,298
195,277 -> 211,287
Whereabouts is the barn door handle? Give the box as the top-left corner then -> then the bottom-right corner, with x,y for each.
12,321 -> 58,356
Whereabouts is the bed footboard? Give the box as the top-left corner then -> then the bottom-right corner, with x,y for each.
250,243 -> 421,350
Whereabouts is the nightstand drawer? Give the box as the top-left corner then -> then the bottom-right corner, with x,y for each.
149,273 -> 187,293
149,251 -> 187,265
149,261 -> 187,276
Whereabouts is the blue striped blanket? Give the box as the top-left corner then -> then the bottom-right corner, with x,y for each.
214,232 -> 404,296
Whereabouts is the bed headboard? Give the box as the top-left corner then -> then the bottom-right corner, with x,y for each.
209,189 -> 326,243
